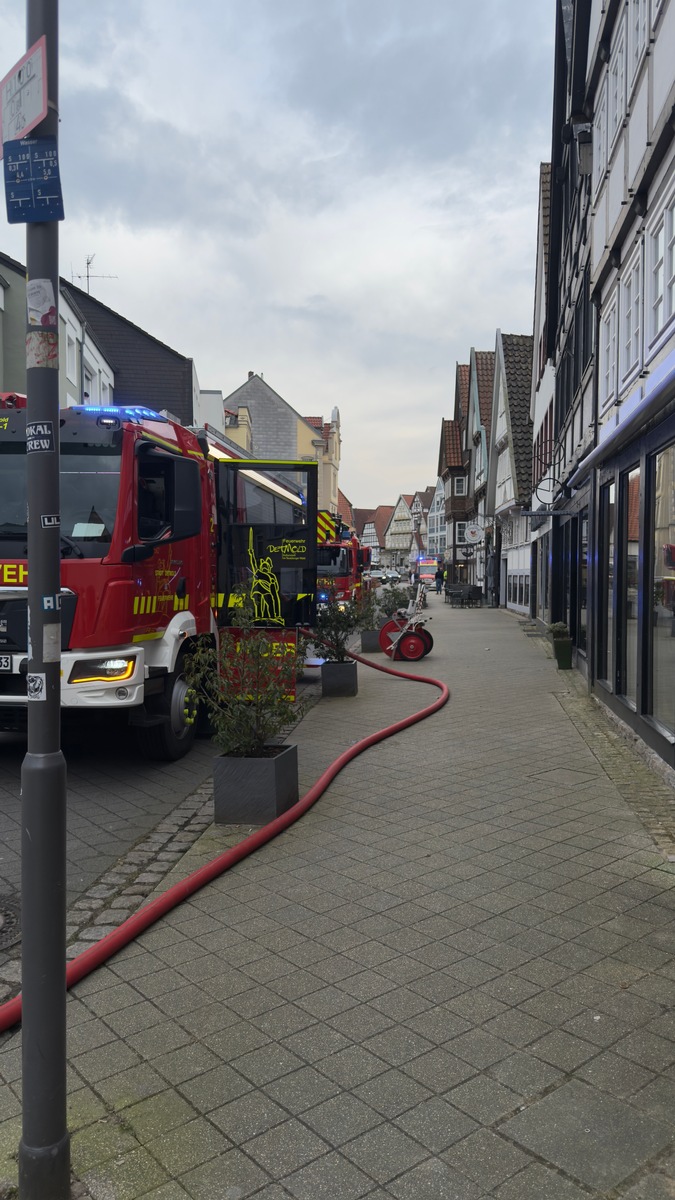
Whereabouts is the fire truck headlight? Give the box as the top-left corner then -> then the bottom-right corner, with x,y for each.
68,657 -> 136,684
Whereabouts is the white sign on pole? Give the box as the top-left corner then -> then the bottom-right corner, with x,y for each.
0,36 -> 48,156
464,522 -> 484,544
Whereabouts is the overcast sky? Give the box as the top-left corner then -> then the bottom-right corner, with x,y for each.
2,1 -> 554,508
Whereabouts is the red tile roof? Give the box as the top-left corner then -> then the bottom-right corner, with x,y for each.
474,350 -> 495,438
455,364 -> 469,422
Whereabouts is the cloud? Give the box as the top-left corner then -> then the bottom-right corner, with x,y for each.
1,0 -> 555,508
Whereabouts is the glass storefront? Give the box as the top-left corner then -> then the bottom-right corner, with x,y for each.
619,467 -> 640,705
651,443 -> 675,732
599,481 -> 616,686
578,509 -> 588,654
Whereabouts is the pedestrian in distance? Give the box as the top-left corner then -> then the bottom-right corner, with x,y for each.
434,567 -> 443,594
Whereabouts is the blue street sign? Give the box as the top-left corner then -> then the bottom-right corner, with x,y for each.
3,135 -> 64,223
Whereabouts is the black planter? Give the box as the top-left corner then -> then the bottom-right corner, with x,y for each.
213,743 -> 298,824
321,660 -> 358,696
551,636 -> 573,670
360,629 -> 383,653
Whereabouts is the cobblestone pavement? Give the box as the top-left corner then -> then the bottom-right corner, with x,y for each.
1,601 -> 674,1199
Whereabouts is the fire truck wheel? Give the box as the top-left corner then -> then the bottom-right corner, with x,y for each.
135,655 -> 198,761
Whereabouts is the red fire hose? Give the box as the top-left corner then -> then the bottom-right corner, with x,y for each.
0,652 -> 448,1034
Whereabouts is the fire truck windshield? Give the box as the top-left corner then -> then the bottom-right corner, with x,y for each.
317,545 -> 350,575
0,444 -> 122,559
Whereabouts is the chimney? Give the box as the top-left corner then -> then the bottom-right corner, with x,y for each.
248,371 -> 254,379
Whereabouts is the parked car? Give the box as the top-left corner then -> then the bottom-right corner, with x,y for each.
383,570 -> 401,583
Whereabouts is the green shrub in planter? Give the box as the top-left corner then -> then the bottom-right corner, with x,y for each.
313,596 -> 360,663
312,595 -> 360,695
184,590 -> 309,822
548,622 -> 573,669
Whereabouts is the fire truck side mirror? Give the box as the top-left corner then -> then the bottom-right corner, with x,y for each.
172,457 -> 202,541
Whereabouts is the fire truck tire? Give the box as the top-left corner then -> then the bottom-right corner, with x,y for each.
135,654 -> 198,761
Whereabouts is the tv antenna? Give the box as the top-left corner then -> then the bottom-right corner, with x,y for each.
71,254 -> 117,293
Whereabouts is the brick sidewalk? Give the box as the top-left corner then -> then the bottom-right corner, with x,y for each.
1,601 -> 674,1198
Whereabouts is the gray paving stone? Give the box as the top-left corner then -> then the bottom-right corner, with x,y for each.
445,1074 -> 521,1125
340,1122 -> 427,1184
282,1149 -> 374,1199
387,1156 -> 485,1200
209,1090 -> 287,1143
262,1065 -> 340,1114
178,1146 -> 269,1198
500,1078 -> 672,1190
242,1117 -> 329,1179
494,1162 -> 595,1199
301,1093 -> 383,1145
146,1118 -> 231,1176
443,1128 -> 532,1190
394,1097 -> 478,1153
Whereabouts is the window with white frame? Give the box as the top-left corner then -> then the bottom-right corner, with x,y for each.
608,20 -> 626,150
600,293 -> 618,408
647,190 -> 675,345
628,0 -> 648,85
456,522 -> 467,543
454,476 -> 466,495
593,78 -> 608,196
66,334 -> 76,382
621,252 -> 642,379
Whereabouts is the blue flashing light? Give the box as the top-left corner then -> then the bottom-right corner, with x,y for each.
317,590 -> 328,603
70,405 -> 168,423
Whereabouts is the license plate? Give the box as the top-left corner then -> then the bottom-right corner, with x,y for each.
0,655 -> 11,672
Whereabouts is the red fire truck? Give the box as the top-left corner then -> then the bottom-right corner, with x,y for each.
0,397 -> 317,759
316,512 -> 371,607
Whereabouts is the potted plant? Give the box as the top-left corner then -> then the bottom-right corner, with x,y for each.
377,583 -> 414,622
185,590 -> 309,824
356,588 -> 384,653
312,594 -> 360,695
548,621 -> 573,670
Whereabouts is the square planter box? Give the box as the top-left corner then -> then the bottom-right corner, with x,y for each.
321,660 -> 358,696
213,743 -> 298,824
360,629 -> 383,653
551,636 -> 573,670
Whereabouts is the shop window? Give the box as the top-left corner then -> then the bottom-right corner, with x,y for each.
651,442 -> 675,731
518,576 -> 524,606
578,510 -> 589,654
599,481 -> 616,685
619,467 -> 640,705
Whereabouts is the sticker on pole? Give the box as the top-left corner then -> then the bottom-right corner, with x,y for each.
26,420 -> 55,452
0,36 -> 47,153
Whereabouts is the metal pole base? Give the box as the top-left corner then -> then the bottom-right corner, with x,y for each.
19,1130 -> 71,1200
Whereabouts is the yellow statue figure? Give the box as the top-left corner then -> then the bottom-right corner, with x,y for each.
248,528 -> 283,624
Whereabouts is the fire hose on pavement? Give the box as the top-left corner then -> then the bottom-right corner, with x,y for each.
0,651 -> 449,1035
